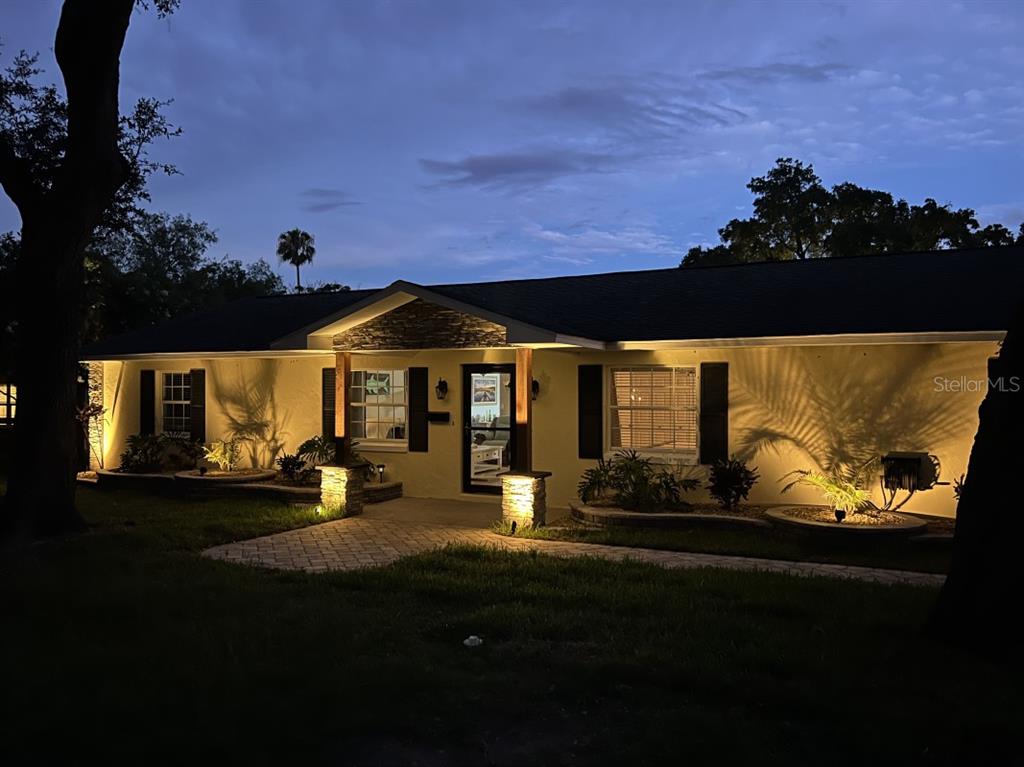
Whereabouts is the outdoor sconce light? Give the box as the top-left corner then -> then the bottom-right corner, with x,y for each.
376,464 -> 385,483
435,378 -> 448,400
531,379 -> 540,401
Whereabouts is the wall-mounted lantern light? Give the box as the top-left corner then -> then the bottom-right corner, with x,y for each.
435,378 -> 448,400
531,379 -> 540,401
376,464 -> 386,484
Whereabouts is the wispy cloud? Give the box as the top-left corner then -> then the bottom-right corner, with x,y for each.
299,188 -> 362,212
419,148 -> 622,190
701,62 -> 849,84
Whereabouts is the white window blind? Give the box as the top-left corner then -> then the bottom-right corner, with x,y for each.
609,367 -> 697,452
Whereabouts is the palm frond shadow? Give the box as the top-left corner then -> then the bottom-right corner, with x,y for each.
207,360 -> 290,468
731,345 -> 976,484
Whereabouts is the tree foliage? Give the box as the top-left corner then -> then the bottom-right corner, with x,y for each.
276,228 -> 316,290
1,53 -> 285,370
82,212 -> 284,342
682,158 -> 1024,267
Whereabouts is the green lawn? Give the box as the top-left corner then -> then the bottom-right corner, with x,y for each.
505,520 -> 953,573
1,486 -> 1019,765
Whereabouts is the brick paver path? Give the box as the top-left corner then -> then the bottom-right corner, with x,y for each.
203,516 -> 945,587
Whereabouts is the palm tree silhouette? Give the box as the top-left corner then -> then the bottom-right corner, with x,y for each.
276,229 -> 316,291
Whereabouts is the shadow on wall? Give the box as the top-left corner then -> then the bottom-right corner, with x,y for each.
731,345 -> 979,483
207,360 -> 290,468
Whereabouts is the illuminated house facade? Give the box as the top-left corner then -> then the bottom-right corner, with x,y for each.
82,247 -> 1024,517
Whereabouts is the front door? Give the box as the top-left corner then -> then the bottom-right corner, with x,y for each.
462,364 -> 516,494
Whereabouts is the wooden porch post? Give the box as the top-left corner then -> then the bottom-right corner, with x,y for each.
513,346 -> 533,472
334,351 -> 351,461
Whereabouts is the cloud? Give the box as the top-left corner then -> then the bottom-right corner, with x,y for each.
528,78 -> 746,137
419,148 -> 622,190
299,188 -> 362,212
701,62 -> 850,84
523,221 -> 681,258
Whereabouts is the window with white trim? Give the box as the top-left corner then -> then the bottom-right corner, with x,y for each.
350,369 -> 407,443
161,372 -> 192,436
609,367 -> 698,453
0,383 -> 15,427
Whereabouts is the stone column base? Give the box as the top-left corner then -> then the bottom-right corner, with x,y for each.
318,465 -> 365,518
500,471 -> 552,529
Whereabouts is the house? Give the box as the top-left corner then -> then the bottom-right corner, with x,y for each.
82,246 -> 1024,518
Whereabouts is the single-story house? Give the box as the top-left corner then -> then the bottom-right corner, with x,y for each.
82,246 -> 1024,518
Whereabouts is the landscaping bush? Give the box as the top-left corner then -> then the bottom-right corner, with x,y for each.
781,469 -> 870,521
203,439 -> 241,472
297,435 -> 336,465
276,453 -> 314,483
707,457 -> 759,510
117,434 -> 167,473
578,450 -> 698,512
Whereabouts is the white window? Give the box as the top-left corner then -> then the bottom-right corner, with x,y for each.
609,367 -> 698,454
350,369 -> 406,443
161,372 -> 192,436
0,383 -> 15,427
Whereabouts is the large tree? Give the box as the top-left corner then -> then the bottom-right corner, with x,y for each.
682,158 -> 1023,267
82,211 -> 284,341
276,228 -> 316,291
0,0 -> 178,540
928,311 -> 1023,657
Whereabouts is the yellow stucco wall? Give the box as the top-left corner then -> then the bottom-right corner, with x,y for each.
96,340 -> 996,518
99,355 -> 330,470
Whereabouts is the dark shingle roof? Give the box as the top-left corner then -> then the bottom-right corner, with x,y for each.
427,246 -> 1024,341
84,289 -> 378,356
83,247 -> 1023,356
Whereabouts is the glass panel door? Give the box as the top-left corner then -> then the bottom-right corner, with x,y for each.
462,365 -> 515,493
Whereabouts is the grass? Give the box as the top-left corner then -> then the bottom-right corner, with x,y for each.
503,520 -> 953,573
1,485 -> 1020,765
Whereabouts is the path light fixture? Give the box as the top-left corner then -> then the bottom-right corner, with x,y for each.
376,464 -> 385,483
531,379 -> 540,401
435,378 -> 448,400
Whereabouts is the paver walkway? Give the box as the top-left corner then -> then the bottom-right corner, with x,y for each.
203,498 -> 945,587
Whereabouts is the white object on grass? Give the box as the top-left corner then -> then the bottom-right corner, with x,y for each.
463,635 -> 483,647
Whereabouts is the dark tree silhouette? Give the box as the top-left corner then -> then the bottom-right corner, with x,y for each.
276,228 -> 316,291
0,0 -> 178,540
929,309 -> 1024,657
682,158 -> 1024,267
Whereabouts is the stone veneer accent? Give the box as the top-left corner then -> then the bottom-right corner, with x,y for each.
501,471 -> 552,529
319,465 -> 365,517
87,361 -> 104,470
333,299 -> 508,350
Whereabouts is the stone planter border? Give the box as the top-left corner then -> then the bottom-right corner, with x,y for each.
764,508 -> 928,538
92,468 -> 399,507
570,502 -> 772,530
174,470 -> 278,484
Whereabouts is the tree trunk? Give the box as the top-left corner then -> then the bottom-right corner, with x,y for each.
0,0 -> 135,542
928,304 -> 1024,657
296,263 -> 302,290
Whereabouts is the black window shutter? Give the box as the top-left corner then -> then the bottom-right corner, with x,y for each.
189,369 -> 206,443
578,365 -> 603,459
140,369 -> 155,436
322,368 -> 336,437
408,366 -> 428,452
699,362 -> 729,464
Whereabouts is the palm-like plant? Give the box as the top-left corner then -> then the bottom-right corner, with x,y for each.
276,229 -> 316,290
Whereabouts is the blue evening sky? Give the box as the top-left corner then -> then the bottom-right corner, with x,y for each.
2,0 -> 1022,289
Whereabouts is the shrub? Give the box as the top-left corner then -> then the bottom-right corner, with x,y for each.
781,469 -> 870,516
117,434 -> 167,473
577,450 -> 698,511
578,458 -> 614,503
707,457 -> 759,510
297,435 -> 336,465
164,436 -> 205,469
276,453 -> 313,483
203,439 -> 241,472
